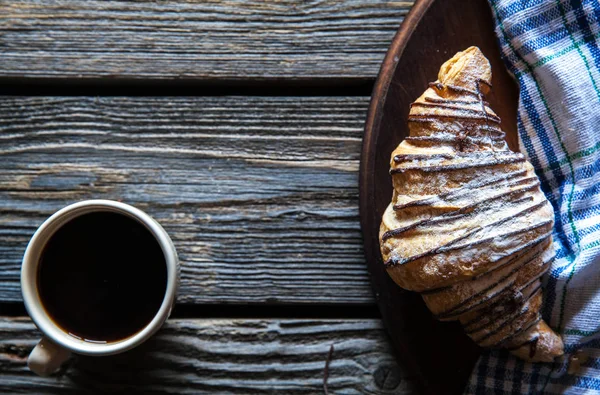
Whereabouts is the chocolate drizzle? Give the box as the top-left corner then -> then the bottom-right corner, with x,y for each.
529,333 -> 539,358
429,81 -> 480,96
490,311 -> 543,348
433,245 -> 549,320
505,335 -> 540,358
421,234 -> 548,295
389,155 -> 525,174
465,283 -> 543,336
474,287 -> 542,345
408,113 -> 502,124
438,274 -> 544,322
382,180 -> 541,241
469,236 -> 552,282
410,101 -> 502,122
424,96 -> 486,106
494,316 -> 543,348
393,153 -> 455,163
479,125 -> 505,135
379,48 -> 561,361
404,135 -> 505,144
460,259 -> 551,326
440,217 -> 552,253
506,336 -> 540,352
393,169 -> 529,210
384,219 -> 552,268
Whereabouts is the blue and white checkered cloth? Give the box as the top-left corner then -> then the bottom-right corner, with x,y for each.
466,0 -> 600,393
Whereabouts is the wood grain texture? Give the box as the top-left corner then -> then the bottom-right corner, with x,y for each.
0,317 -> 415,394
0,0 -> 412,81
0,96 -> 371,304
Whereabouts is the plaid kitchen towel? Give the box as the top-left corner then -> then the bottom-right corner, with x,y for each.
466,0 -> 600,394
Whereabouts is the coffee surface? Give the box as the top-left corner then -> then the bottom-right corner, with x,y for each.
38,211 -> 167,343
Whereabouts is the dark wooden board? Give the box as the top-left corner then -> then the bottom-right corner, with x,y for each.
0,96 -> 373,305
360,0 -> 519,394
0,1 -> 412,82
0,317 -> 416,394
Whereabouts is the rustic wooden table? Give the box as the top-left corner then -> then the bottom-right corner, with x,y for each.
0,1 -> 418,393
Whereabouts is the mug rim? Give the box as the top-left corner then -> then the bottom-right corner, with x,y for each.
21,199 -> 179,356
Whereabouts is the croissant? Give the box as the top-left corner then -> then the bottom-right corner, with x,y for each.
379,47 -> 564,362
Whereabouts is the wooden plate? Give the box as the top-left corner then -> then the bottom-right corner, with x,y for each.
359,0 -> 519,393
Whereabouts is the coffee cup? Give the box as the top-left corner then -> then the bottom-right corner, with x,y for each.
21,199 -> 179,376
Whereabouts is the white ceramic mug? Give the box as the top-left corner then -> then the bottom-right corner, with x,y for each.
21,200 -> 179,376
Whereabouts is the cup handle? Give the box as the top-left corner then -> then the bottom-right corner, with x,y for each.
28,337 -> 71,376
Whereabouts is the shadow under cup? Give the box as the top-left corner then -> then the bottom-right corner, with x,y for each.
21,200 -> 178,357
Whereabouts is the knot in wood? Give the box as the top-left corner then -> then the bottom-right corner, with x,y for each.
373,364 -> 401,390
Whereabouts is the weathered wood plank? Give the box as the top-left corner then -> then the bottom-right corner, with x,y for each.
0,96 -> 371,304
0,317 -> 415,394
0,1 -> 412,81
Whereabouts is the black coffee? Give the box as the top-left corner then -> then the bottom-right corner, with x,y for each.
38,211 -> 167,343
